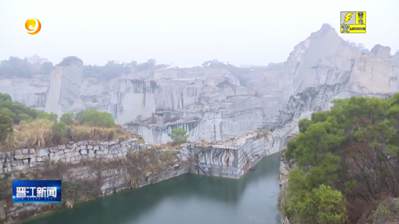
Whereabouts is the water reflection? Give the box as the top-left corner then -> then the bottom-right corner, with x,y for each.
26,153 -> 281,224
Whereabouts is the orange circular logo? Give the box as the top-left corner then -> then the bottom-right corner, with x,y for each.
25,18 -> 41,35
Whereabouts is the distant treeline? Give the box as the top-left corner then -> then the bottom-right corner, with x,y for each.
0,56 -> 160,79
0,57 -> 53,78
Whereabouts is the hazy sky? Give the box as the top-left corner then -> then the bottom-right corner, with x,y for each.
0,0 -> 398,66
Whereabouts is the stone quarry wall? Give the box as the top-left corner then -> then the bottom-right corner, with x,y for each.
1,31 -> 397,148
1,25 -> 399,146
189,144 -> 240,178
0,130 -> 284,224
188,131 -> 282,179
1,139 -> 145,174
0,139 -> 190,224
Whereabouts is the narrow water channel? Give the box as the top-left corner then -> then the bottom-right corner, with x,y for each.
26,153 -> 281,224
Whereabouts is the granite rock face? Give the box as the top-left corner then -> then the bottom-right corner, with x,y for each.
0,24 -> 398,146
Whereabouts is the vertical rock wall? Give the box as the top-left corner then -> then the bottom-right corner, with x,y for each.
188,131 -> 281,179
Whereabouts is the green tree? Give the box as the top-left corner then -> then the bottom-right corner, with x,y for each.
0,93 -> 12,104
7,101 -> 39,123
170,128 -> 188,144
0,111 -> 12,142
284,94 -> 399,223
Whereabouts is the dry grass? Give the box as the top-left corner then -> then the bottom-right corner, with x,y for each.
69,125 -> 132,142
3,119 -> 53,150
0,120 -> 134,151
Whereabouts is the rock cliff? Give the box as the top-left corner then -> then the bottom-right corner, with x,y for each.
0,24 -> 398,146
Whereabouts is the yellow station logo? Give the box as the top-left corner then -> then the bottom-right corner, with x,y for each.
340,11 -> 366,34
25,18 -> 42,35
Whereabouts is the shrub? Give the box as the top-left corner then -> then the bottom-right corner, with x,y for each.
284,180 -> 346,224
312,185 -> 346,224
169,128 -> 188,144
76,109 -> 115,127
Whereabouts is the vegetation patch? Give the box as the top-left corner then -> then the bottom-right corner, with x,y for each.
169,127 -> 188,145
283,94 -> 399,224
0,93 -> 132,151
